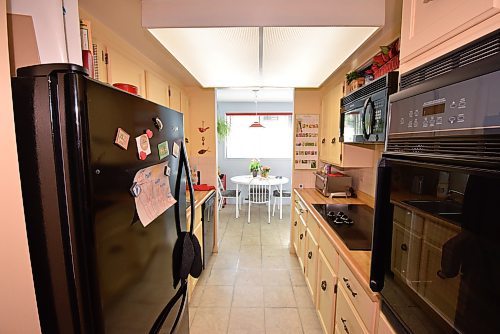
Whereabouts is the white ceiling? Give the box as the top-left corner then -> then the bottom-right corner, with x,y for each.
216,88 -> 294,103
149,26 -> 378,88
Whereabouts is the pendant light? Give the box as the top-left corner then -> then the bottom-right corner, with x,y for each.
250,89 -> 264,128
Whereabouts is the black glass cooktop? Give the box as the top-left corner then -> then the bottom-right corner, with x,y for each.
312,204 -> 374,251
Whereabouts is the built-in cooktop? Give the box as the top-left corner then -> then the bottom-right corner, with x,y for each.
312,204 -> 374,251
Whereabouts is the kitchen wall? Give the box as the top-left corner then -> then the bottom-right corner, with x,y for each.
319,0 -> 403,197
293,89 -> 322,189
217,100 -> 293,203
186,86 -> 217,187
0,0 -> 41,331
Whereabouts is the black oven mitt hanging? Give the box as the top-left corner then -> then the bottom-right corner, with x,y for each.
150,140 -> 201,334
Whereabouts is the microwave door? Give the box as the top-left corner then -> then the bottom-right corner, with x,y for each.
342,109 -> 364,143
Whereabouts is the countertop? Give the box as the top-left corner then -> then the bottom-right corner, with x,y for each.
186,190 -> 216,217
294,188 -> 379,302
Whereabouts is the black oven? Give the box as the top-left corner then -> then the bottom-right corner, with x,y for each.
370,52 -> 500,333
340,72 -> 398,144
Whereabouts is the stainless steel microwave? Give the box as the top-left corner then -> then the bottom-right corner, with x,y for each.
340,72 -> 398,144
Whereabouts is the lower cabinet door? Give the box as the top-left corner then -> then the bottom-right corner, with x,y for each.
335,286 -> 369,334
316,249 -> 337,334
298,216 -> 307,271
305,228 -> 319,302
292,207 -> 300,254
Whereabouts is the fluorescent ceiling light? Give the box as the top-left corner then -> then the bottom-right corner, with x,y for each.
149,27 -> 378,88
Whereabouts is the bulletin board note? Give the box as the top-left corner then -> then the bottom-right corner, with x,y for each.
133,162 -> 176,227
294,115 -> 319,170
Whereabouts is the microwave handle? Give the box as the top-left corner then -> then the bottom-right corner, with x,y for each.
369,158 -> 393,292
362,97 -> 372,140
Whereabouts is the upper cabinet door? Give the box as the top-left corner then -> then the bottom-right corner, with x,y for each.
107,47 -> 146,97
400,0 -> 500,62
169,84 -> 182,112
145,71 -> 169,107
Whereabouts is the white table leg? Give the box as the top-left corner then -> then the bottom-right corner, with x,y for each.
236,183 -> 239,218
279,183 -> 283,220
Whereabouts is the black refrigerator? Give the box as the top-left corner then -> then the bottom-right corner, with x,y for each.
11,64 -> 194,334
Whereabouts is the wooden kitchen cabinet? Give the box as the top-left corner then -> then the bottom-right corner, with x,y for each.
335,286 -> 369,334
320,82 -> 374,168
106,46 -> 146,96
145,71 -> 169,107
400,0 -> 500,73
304,227 -> 319,302
377,313 -> 397,334
169,84 -> 182,112
297,215 -> 307,271
317,249 -> 338,334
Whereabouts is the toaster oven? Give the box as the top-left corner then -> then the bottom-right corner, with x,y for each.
314,172 -> 352,197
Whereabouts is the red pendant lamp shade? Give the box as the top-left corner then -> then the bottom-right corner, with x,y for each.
250,89 -> 264,128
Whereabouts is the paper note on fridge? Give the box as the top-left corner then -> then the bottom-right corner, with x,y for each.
132,162 -> 177,227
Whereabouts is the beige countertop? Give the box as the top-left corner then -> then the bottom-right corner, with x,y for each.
186,190 -> 215,217
294,188 -> 379,302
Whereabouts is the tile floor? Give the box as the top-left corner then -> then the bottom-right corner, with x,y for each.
189,204 -> 323,334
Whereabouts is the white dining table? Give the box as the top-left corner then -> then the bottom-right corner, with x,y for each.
230,175 -> 289,219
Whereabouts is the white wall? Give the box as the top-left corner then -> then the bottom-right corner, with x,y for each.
0,0 -> 41,332
217,101 -> 293,202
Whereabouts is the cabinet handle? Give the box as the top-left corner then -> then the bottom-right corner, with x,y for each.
299,209 -> 304,214
294,221 -> 297,226
308,251 -> 312,259
321,280 -> 327,291
322,138 -> 326,144
342,277 -> 358,297
305,230 -> 307,237
300,234 -> 303,240
295,200 -> 299,204
341,317 -> 350,334
331,137 -> 336,144
423,0 -> 433,3
401,243 -> 408,251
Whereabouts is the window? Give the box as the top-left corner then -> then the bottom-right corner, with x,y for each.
225,113 -> 293,159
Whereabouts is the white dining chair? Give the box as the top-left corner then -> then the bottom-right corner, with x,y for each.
272,186 -> 292,217
217,176 -> 241,211
247,178 -> 271,224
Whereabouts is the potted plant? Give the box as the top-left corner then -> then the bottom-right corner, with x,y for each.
217,117 -> 231,140
260,166 -> 271,178
249,159 -> 261,177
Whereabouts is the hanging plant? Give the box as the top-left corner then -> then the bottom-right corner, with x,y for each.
217,117 -> 231,140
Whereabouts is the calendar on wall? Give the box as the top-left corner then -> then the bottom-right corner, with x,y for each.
294,115 -> 319,170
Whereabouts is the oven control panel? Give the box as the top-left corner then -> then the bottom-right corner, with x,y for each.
389,69 -> 500,136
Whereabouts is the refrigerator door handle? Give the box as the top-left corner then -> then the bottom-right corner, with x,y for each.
369,158 -> 393,292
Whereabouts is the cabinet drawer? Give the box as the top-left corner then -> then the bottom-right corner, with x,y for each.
306,213 -> 320,241
338,259 -> 376,331
319,232 -> 339,273
335,286 -> 369,334
378,313 -> 397,334
317,250 -> 338,334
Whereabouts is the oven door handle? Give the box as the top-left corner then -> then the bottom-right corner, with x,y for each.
362,97 -> 374,141
370,157 -> 393,292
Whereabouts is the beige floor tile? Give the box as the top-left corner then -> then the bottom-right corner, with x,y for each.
235,269 -> 263,286
238,254 -> 262,269
262,246 -> 289,257
262,256 -> 289,269
239,245 -> 262,257
293,286 -> 315,309
232,286 -> 264,307
298,308 -> 322,333
264,308 -> 303,334
290,269 -> 307,286
190,307 -> 230,334
241,235 -> 261,246
199,286 -> 234,307
261,269 -> 291,286
263,286 -> 296,307
285,255 -> 301,269
189,285 -> 205,307
228,307 -> 265,334
206,269 -> 237,286
213,254 -> 240,269
189,307 -> 197,326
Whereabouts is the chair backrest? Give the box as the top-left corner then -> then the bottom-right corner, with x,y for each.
217,176 -> 224,197
248,178 -> 270,203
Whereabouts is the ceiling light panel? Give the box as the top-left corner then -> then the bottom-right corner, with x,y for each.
149,27 -> 259,87
262,27 -> 378,87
